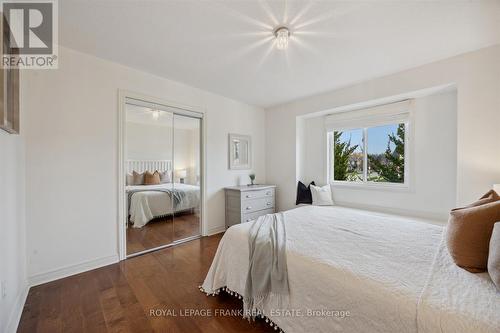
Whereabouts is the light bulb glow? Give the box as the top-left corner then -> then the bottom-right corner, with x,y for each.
274,27 -> 290,50
152,110 -> 160,120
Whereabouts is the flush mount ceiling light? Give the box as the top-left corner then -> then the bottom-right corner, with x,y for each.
151,109 -> 160,120
274,26 -> 290,50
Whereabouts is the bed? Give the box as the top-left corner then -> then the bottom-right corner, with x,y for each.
126,160 -> 200,228
201,205 -> 500,333
127,182 -> 200,228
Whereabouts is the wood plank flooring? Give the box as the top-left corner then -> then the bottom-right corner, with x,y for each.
126,212 -> 200,255
18,234 -> 274,333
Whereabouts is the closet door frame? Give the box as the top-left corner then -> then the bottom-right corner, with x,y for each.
117,90 -> 207,260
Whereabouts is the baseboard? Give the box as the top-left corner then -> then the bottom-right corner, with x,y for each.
206,225 -> 226,236
6,282 -> 29,333
28,254 -> 119,287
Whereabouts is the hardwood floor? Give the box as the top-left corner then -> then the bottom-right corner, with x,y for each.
126,212 -> 200,255
18,234 -> 274,333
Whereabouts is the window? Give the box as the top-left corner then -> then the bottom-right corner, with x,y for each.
331,128 -> 364,182
326,101 -> 411,187
367,124 -> 405,183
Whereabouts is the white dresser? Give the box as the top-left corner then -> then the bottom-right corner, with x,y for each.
224,185 -> 276,228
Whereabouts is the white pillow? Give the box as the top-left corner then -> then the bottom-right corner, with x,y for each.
310,184 -> 334,206
160,170 -> 172,184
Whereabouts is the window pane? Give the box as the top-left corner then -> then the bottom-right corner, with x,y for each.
333,129 -> 364,182
367,123 -> 405,183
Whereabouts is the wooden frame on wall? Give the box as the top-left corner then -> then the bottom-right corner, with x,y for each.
0,12 -> 20,134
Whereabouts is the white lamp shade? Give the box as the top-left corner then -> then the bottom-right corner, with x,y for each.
494,184 -> 500,194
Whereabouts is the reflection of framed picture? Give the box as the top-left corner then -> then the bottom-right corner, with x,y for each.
228,133 -> 251,170
0,13 -> 20,134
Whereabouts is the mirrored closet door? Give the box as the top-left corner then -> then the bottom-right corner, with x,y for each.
124,98 -> 202,256
173,114 -> 201,241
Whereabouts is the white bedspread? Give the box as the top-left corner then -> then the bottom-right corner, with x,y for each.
202,206 -> 499,333
417,232 -> 500,333
127,183 -> 200,228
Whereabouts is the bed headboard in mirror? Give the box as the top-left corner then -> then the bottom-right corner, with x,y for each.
126,160 -> 172,174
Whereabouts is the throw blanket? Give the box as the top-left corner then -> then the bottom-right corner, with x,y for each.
127,187 -> 186,207
243,212 -> 289,318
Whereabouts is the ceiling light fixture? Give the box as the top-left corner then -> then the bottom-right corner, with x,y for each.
152,109 -> 160,120
274,26 -> 290,50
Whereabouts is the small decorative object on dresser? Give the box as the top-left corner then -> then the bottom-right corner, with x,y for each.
249,173 -> 256,185
224,185 -> 276,228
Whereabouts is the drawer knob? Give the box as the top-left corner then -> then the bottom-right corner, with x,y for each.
266,191 -> 271,195
246,219 -> 251,222
246,194 -> 251,198
266,202 -> 271,206
246,206 -> 252,210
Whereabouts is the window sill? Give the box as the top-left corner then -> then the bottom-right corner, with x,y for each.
330,181 -> 411,192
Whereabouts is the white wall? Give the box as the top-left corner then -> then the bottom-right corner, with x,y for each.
126,121 -> 199,184
266,45 -> 500,218
126,122 -> 174,161
299,90 -> 457,220
22,46 -> 266,284
0,129 -> 27,332
174,126 -> 199,184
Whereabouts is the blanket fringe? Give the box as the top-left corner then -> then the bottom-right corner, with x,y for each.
198,285 -> 285,332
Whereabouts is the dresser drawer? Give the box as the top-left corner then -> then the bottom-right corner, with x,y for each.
241,197 -> 274,213
242,208 -> 274,223
241,188 -> 275,201
224,185 -> 276,229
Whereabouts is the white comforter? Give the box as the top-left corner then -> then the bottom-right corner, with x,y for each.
202,206 -> 500,333
417,235 -> 500,332
127,183 -> 200,228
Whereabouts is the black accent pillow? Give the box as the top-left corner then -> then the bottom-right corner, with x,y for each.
296,181 -> 315,205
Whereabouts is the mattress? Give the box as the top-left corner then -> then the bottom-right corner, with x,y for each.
127,183 -> 200,228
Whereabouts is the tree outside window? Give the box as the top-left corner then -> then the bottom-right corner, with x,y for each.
331,123 -> 406,184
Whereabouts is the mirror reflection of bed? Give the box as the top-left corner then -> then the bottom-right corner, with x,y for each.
125,102 -> 202,256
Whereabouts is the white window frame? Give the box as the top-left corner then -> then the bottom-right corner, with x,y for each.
325,100 -> 414,191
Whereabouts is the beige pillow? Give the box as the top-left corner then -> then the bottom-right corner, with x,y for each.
132,171 -> 144,185
126,173 -> 134,185
144,171 -> 160,185
446,198 -> 500,272
488,222 -> 500,290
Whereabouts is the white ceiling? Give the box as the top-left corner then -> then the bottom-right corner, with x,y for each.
126,104 -> 200,130
60,1 -> 500,108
